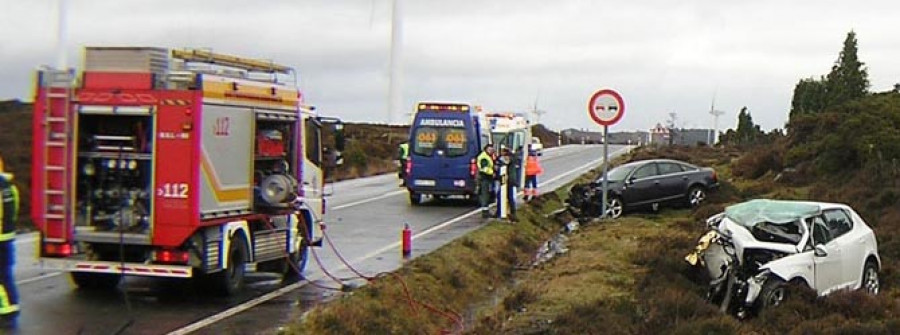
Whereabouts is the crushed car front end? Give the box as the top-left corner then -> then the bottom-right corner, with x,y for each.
686,200 -> 818,317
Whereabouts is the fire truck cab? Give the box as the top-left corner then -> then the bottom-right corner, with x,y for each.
32,47 -> 343,295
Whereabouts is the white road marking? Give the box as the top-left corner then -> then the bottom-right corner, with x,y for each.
16,272 -> 63,285
167,146 -> 628,335
331,190 -> 406,210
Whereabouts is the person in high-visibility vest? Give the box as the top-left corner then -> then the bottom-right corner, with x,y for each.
0,155 -> 20,329
476,144 -> 495,218
397,142 -> 409,186
496,146 -> 522,222
524,148 -> 544,201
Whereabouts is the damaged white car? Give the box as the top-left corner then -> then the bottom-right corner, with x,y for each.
685,199 -> 880,318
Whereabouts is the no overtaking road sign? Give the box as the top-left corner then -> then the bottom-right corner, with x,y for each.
587,89 -> 625,126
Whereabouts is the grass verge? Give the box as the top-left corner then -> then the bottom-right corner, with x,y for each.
287,194 -> 567,334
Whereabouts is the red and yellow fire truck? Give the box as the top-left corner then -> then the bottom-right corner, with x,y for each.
32,47 -> 343,294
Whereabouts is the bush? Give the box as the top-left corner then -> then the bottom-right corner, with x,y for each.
732,146 -> 782,179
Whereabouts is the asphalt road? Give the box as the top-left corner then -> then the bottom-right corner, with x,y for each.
9,144 -> 629,335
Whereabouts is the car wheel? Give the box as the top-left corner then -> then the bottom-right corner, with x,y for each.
862,261 -> 879,295
758,277 -> 787,309
606,196 -> 624,219
409,192 -> 422,205
686,186 -> 706,208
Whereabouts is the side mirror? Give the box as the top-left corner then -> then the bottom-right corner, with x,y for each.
814,244 -> 828,257
627,176 -> 636,184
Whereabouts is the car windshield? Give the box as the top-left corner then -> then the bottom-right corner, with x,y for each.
602,162 -> 639,182
723,199 -> 819,245
749,220 -> 804,244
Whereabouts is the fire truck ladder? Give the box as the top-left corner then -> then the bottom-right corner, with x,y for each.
41,68 -> 75,243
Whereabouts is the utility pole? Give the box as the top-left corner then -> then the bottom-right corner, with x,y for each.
531,97 -> 546,125
666,112 -> 677,146
709,97 -> 724,145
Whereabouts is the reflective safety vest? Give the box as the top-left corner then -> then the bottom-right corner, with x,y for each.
0,175 -> 18,242
525,155 -> 543,176
477,151 -> 494,176
398,143 -> 409,160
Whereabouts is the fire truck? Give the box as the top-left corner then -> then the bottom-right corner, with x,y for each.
32,47 -> 343,295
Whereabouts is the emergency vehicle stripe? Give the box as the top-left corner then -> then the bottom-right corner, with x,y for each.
161,99 -> 190,106
202,79 -> 298,109
200,151 -> 251,203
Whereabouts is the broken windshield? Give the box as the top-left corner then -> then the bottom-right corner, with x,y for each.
749,220 -> 804,244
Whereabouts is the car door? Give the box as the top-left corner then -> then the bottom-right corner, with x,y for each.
656,162 -> 686,201
822,209 -> 859,289
622,162 -> 661,206
811,215 -> 844,295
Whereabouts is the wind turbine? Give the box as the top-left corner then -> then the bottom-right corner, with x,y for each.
709,96 -> 725,145
387,0 -> 404,125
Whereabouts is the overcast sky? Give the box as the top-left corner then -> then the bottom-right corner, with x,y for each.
2,0 -> 899,132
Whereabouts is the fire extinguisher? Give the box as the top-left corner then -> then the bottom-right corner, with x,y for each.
402,223 -> 412,258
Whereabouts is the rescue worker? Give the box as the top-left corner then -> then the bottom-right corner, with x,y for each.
0,155 -> 19,328
496,147 -> 521,222
476,144 -> 495,218
524,147 -> 544,201
397,141 -> 409,187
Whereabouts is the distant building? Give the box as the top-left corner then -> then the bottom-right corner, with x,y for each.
560,128 -> 648,145
648,123 -> 670,145
648,123 -> 715,146
561,128 -> 604,144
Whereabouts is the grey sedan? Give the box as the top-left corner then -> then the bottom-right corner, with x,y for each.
568,159 -> 719,218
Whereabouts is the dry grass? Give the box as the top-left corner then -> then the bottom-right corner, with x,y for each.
285,145 -> 900,334
289,197 -> 565,335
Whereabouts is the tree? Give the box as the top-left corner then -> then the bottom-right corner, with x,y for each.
735,106 -> 764,145
825,31 -> 869,107
720,107 -> 765,147
790,77 -> 827,117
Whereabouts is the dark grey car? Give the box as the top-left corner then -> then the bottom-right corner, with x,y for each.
568,159 -> 719,219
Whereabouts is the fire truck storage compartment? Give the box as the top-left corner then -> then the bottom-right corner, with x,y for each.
75,111 -> 153,234
254,117 -> 298,210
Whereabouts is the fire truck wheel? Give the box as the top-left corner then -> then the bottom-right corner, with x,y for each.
71,272 -> 122,290
213,235 -> 248,295
282,224 -> 311,283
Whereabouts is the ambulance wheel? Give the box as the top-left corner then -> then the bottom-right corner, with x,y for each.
409,192 -> 423,205
212,234 -> 248,296
71,272 -> 122,290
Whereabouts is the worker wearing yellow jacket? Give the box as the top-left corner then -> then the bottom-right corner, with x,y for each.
0,155 -> 19,328
476,144 -> 495,218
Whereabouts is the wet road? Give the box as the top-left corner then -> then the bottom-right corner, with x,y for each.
11,144 -> 628,334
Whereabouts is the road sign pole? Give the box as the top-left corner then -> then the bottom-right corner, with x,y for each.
587,88 -> 624,219
601,125 -> 609,219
